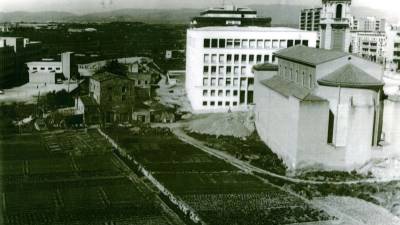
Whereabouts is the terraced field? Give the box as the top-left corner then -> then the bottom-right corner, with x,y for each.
106,127 -> 333,225
0,129 -> 183,225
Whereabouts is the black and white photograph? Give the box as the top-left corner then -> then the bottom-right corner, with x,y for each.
1,0 -> 400,224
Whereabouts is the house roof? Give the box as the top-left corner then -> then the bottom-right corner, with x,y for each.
80,95 -> 98,106
260,76 -> 326,102
91,72 -> 127,82
317,64 -> 384,90
252,63 -> 279,72
275,45 -> 348,66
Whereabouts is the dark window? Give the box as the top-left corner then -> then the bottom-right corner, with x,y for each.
218,101 -> 223,106
202,101 -> 207,106
241,55 -> 247,62
211,66 -> 217,74
227,54 -> 232,62
234,54 -> 239,62
302,40 -> 309,46
203,66 -> 209,74
204,39 -> 210,48
226,66 -> 232,74
249,55 -> 254,62
233,90 -> 238,96
327,110 -> 334,144
336,4 -> 343,19
256,55 -> 262,63
247,91 -> 254,104
210,101 -> 215,106
211,39 -> 218,48
234,39 -> 241,48
287,40 -> 294,47
219,39 -> 226,48
264,55 -> 270,62
295,40 -> 301,45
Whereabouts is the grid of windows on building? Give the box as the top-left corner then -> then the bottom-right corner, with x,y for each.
203,38 -> 309,49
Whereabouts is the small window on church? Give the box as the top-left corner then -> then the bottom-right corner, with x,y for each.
327,110 -> 334,144
336,4 -> 343,19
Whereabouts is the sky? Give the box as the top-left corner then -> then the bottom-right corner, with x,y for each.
0,0 -> 399,14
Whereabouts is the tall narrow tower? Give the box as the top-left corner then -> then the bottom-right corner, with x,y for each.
320,0 -> 352,52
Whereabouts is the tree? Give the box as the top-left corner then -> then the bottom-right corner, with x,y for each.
97,60 -> 128,76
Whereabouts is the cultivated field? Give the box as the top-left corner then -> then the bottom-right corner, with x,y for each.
0,129 -> 182,225
106,127 -> 333,225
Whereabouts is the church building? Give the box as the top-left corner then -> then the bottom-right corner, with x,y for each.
253,46 -> 384,170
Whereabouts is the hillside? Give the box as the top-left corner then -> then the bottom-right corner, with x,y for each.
0,4 -> 396,26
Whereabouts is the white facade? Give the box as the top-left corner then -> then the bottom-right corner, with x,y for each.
254,47 -> 385,171
385,26 -> 400,71
350,31 -> 386,64
27,61 -> 62,84
185,27 -> 318,113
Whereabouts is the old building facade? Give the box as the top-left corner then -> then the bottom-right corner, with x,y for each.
89,72 -> 136,124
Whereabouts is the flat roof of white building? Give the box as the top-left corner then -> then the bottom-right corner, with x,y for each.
190,26 -> 315,33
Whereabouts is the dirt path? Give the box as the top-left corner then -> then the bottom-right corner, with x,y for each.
153,123 -> 400,186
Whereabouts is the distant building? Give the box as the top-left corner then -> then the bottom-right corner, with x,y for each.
127,63 -> 153,100
385,26 -> 400,71
350,31 -> 386,64
27,52 -> 73,84
0,37 -> 42,88
190,5 -> 271,28
0,23 -> 12,32
0,45 -> 16,88
319,0 -> 352,52
27,60 -> 62,84
78,57 -> 151,77
89,72 -> 136,124
68,28 -> 97,33
351,17 -> 386,32
166,70 -> 185,86
185,26 -> 318,112
254,46 -> 384,170
165,50 -> 185,60
299,8 -> 322,32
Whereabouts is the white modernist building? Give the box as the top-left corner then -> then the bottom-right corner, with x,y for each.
185,26 -> 318,112
27,52 -> 72,84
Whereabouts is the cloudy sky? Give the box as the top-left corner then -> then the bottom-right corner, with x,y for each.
0,0 -> 399,14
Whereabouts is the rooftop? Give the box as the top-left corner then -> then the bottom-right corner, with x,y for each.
275,45 -> 348,66
91,72 -> 127,82
252,63 -> 279,72
200,6 -> 256,15
318,64 -> 384,89
190,26 -> 310,32
261,76 -> 326,102
80,95 -> 98,106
